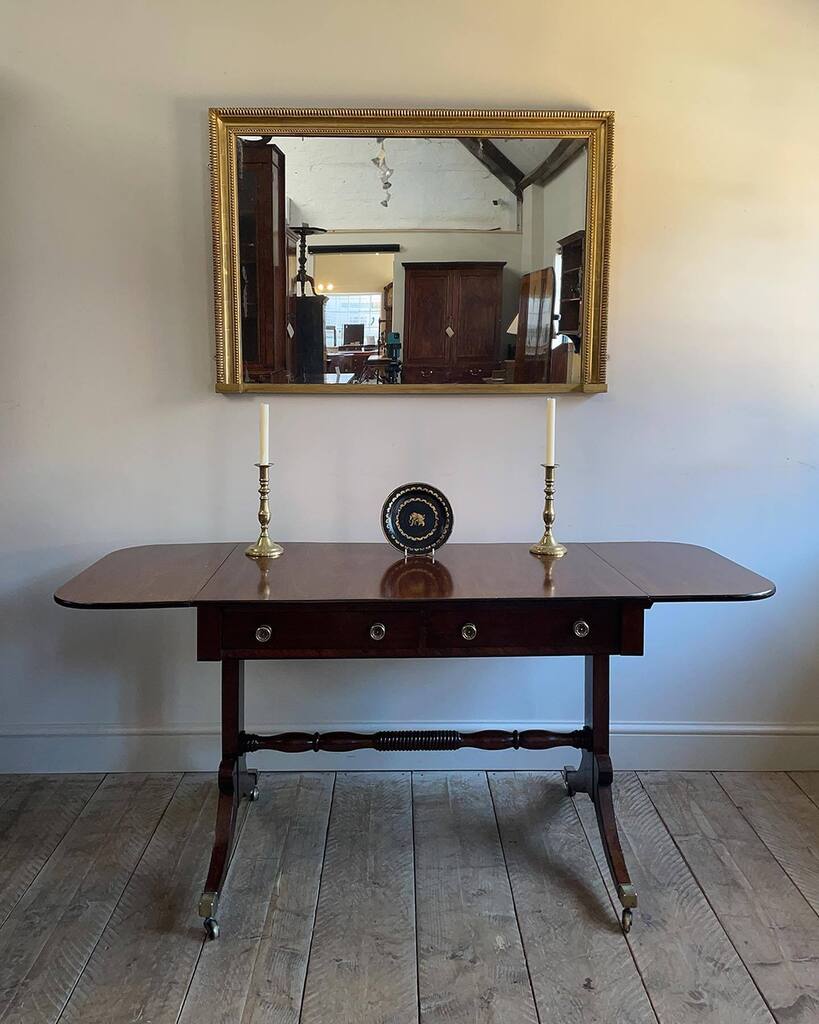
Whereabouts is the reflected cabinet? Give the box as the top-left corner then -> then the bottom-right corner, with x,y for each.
210,108 -> 614,394
403,262 -> 504,384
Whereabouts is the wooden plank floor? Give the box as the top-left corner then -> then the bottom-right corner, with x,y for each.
0,771 -> 816,1024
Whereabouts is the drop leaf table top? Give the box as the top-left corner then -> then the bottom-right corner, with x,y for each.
54,541 -> 775,609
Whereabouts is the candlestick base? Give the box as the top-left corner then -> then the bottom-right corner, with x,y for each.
245,535 -> 284,559
529,533 -> 567,558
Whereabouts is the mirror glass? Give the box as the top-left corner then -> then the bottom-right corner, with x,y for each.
236,134 -> 588,387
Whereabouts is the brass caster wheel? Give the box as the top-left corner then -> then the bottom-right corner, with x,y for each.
562,767 -> 575,797
249,785 -> 260,802
621,908 -> 633,934
204,916 -> 220,940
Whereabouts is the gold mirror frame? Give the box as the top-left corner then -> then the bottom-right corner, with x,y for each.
210,107 -> 613,394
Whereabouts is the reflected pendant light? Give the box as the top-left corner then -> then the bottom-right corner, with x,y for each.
371,137 -> 394,207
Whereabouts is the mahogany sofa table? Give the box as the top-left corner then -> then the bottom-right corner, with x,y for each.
55,541 -> 774,939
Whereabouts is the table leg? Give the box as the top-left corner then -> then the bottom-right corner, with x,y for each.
563,654 -> 637,933
198,659 -> 258,939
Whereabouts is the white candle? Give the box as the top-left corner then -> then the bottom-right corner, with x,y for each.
545,398 -> 556,466
258,403 -> 270,465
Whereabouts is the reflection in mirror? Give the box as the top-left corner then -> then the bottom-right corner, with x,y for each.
236,135 -> 588,387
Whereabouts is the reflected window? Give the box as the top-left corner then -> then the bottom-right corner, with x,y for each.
323,293 -> 382,347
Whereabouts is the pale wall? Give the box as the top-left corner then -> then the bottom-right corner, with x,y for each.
1,0 -> 818,772
271,135 -> 519,230
520,151 -> 587,275
540,151 -> 588,273
311,253 -> 394,295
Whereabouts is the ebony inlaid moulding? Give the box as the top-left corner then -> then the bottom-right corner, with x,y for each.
55,541 -> 775,939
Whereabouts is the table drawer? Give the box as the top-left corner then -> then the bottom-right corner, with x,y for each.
221,605 -> 420,655
425,602 -> 620,654
205,600 -> 641,659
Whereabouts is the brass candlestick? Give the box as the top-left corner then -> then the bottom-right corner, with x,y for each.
530,463 -> 567,558
245,464 -> 284,559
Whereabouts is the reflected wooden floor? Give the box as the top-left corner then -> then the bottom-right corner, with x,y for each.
0,770 -> 817,1024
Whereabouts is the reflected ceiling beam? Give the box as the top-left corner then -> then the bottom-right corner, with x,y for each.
458,138 -> 524,196
517,139 -> 586,193
308,243 -> 401,255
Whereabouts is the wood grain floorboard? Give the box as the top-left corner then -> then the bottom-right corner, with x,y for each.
0,776 -> 102,931
178,773 -> 334,1024
789,771 -> 819,808
641,771 -> 819,1024
299,773 -> 417,1024
413,771 -> 538,1024
0,773 -> 180,1024
0,778 -> 36,813
57,774 -> 217,1024
489,771 -> 657,1024
715,772 -> 819,915
1,771 -> 815,1024
575,772 -> 775,1024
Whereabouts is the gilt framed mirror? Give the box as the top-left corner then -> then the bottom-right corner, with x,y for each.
210,108 -> 613,394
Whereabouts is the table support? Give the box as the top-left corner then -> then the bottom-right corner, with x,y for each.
199,654 -> 636,939
563,654 -> 637,932
241,726 -> 589,753
198,659 -> 258,939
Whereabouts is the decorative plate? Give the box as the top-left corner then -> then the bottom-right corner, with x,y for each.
381,483 -> 454,555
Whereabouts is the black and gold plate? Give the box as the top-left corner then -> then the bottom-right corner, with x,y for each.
381,483 -> 454,555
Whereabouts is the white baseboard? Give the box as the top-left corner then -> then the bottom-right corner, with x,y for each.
2,720 -> 817,772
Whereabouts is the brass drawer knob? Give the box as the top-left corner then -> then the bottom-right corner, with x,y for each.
461,623 -> 478,641
573,620 -> 591,639
255,625 -> 273,643
370,622 -> 387,641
